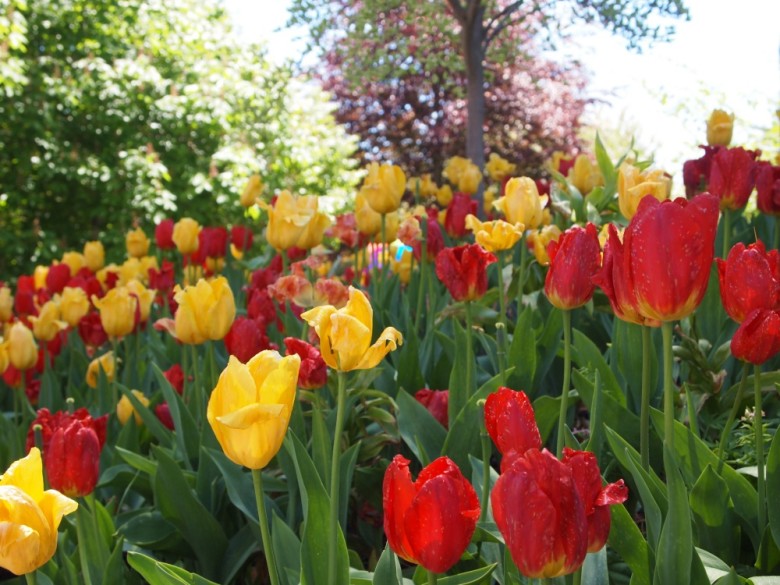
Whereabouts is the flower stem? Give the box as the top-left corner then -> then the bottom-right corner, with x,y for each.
556,309 -> 572,457
717,361 -> 750,463
479,402 -> 491,522
25,572 -> 37,585
328,370 -> 348,585
427,570 -> 438,585
754,364 -> 766,539
496,251 -> 508,386
379,213 -> 387,297
414,222 -> 428,335
76,501 -> 94,585
465,301 -> 475,398
252,469 -> 280,585
721,208 -> 732,259
640,326 -> 652,470
662,321 -> 675,449
515,237 -> 527,315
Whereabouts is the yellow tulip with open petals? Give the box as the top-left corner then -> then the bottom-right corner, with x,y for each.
617,162 -> 671,219
173,276 -> 235,343
0,448 -> 78,575
92,287 -> 138,338
465,215 -> 525,253
301,287 -> 403,371
207,351 -> 301,469
265,190 -> 330,251
28,301 -> 68,342
58,287 -> 90,327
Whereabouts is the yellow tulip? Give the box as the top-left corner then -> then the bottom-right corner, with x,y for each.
442,156 -> 469,186
389,244 -> 414,284
361,162 -> 406,215
91,287 -> 138,338
139,256 -> 159,282
125,228 -> 150,259
295,212 -> 331,250
173,276 -> 235,343
118,258 -> 143,286
96,264 -> 120,289
265,190 -> 330,251
173,218 -> 201,255
29,301 -> 68,342
0,286 -> 12,322
483,184 -> 498,216
7,322 -> 38,371
407,174 -> 438,198
61,252 -> 85,276
549,151 -> 574,175
706,109 -> 734,147
86,351 -> 116,389
457,163 -> 482,195
465,215 -> 525,253
0,340 -> 8,374
57,287 -> 90,327
494,177 -> 548,230
207,351 -> 301,469
0,448 -> 78,575
485,153 -> 516,183
527,225 -> 563,266
33,266 -> 48,291
83,241 -> 105,272
240,174 -> 263,208
567,154 -> 603,195
355,191 -> 382,237
301,287 -> 403,371
436,184 -> 453,207
125,280 -> 156,323
117,390 -> 150,425
617,162 -> 671,219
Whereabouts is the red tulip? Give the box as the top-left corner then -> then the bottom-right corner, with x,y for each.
15,275 -> 37,316
708,147 -> 760,210
682,145 -> 721,198
731,308 -> 780,365
26,407 -> 108,453
623,194 -> 719,322
484,387 -> 541,470
383,455 -> 479,574
435,244 -> 496,302
231,225 -> 254,251
45,418 -> 102,497
414,389 -> 449,428
592,224 -> 660,327
163,363 -> 185,395
224,317 -> 273,363
155,403 -> 175,430
155,218 -> 175,249
414,212 -> 445,262
284,337 -> 328,389
716,241 -> 780,323
149,261 -> 175,293
562,448 -> 628,553
444,193 -> 478,238
45,264 -> 71,295
492,448 -> 587,578
544,223 -> 601,310
756,162 -> 780,215
78,311 -> 108,348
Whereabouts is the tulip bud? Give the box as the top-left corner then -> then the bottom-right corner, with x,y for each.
8,322 -> 38,370
361,162 -> 406,214
495,177 -> 548,230
58,287 -> 90,327
86,351 -> 116,389
126,228 -> 151,258
240,174 -> 263,208
117,390 -> 150,425
706,109 -> 734,147
173,218 -> 201,256
91,287 -> 138,338
0,286 -> 13,322
544,223 -> 601,310
45,419 -> 102,497
60,252 -> 85,276
83,241 -> 105,272
155,219 -> 175,250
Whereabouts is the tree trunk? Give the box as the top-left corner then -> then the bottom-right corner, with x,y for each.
463,3 -> 486,174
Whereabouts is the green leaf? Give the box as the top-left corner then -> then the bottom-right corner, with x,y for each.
653,446 -> 692,585
714,569 -> 748,585
608,503 -> 654,585
506,305 -> 537,391
272,511 -> 302,585
127,551 -> 219,585
689,465 -> 740,565
151,446 -> 228,579
581,548 -> 609,585
447,317 -> 471,424
311,400 -> 331,486
152,362 -> 199,461
437,564 -> 497,584
372,543 -> 403,585
117,382 -> 173,448
396,388 -> 447,466
116,446 -> 158,476
620,445 -> 664,551
220,524 -> 259,585
117,510 -> 179,549
613,321 -> 658,414
767,426 -> 780,547
571,328 -> 626,407
339,441 -> 360,530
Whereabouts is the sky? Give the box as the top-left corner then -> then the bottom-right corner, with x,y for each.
220,0 -> 780,192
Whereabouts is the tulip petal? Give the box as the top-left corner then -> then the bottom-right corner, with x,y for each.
0,521 -> 42,575
0,448 -> 44,502
354,327 -> 403,370
382,455 -> 419,564
330,312 -> 371,371
216,403 -> 286,429
301,305 -> 338,369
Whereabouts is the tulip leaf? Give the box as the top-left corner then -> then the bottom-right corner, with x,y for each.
220,524 -> 259,585
127,551 -> 219,585
604,426 -> 667,504
533,394 -> 564,445
533,306 -> 562,393
447,317 -> 471,425
689,465 -> 740,566
437,563 -> 497,585
151,446 -> 228,580
613,320 -> 659,415
396,388 -> 447,467
287,433 -> 349,585
116,446 -> 159,476
767,427 -> 780,547
311,399 -> 331,486
101,534 -> 127,584
654,445 -> 694,585
272,511 -> 302,585
650,409 -> 760,550
608,503 -> 654,585
621,445 -> 664,551
581,547 -> 609,585
372,543 -> 403,585
152,362 -> 199,461
506,304 -> 537,391
117,510 -> 180,548
339,441 -> 360,530
117,383 -> 174,448
713,568 -> 748,585
697,547 -> 732,583
571,328 -> 625,407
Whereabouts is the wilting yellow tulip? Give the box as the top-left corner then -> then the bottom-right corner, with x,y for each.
172,277 -> 235,343
465,215 -> 525,253
706,109 -> 734,147
301,287 -> 403,371
125,228 -> 150,259
125,280 -> 156,323
527,225 -> 563,266
355,191 -> 382,237
436,184 -> 454,207
361,162 -> 406,215
567,154 -> 603,195
240,174 -> 263,208
117,390 -> 150,425
0,286 -> 12,322
57,287 -> 90,327
485,153 -> 516,183
86,351 -> 116,389
7,322 -> 38,371
91,287 -> 138,338
61,252 -> 85,276
494,177 -> 548,230
0,448 -> 78,575
173,218 -> 201,255
207,351 -> 301,469
617,162 -> 671,219
29,301 -> 68,342
265,191 -> 330,251
407,174 -> 438,198
83,241 -> 105,272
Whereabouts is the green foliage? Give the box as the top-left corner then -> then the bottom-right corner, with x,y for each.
0,0 -> 359,277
